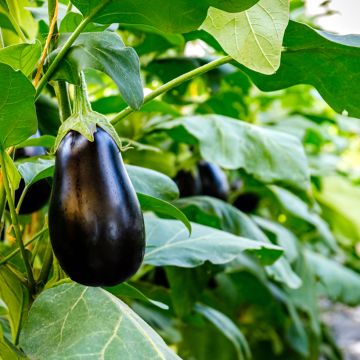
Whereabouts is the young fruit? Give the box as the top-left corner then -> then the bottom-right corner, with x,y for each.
48,127 -> 145,286
234,192 -> 260,213
14,141 -> 51,215
174,170 -> 202,197
198,161 -> 229,201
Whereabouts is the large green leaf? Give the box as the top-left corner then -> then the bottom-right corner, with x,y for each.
270,186 -> 337,250
126,165 -> 179,201
160,115 -> 309,191
49,32 -> 143,110
306,250 -> 360,306
0,63 -> 37,148
317,176 -> 360,244
174,196 -> 301,288
71,0 -> 260,33
0,266 -> 29,344
19,283 -> 180,359
138,193 -> 191,233
144,217 -> 283,267
0,43 -> 41,76
16,156 -> 54,186
242,21 -> 360,118
195,303 -> 251,360
201,0 -> 289,74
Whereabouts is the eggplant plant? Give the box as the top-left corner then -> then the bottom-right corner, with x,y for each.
0,1 -> 359,359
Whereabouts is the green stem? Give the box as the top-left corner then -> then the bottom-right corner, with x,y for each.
35,1 -> 109,100
0,28 -> 4,48
0,152 -> 35,289
15,184 -> 29,214
111,55 -> 232,125
37,242 -> 53,286
0,228 -> 48,266
54,81 -> 72,122
73,71 -> 92,115
5,0 -> 27,43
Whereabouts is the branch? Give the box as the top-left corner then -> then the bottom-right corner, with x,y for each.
33,0 -> 59,86
0,151 -> 35,289
110,55 -> 232,125
35,1 -> 109,99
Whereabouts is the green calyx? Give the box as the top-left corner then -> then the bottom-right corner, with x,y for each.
53,72 -> 123,153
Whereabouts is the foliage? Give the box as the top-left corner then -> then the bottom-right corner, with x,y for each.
0,1 -> 359,359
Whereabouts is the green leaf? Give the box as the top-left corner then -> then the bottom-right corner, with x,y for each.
306,250 -> 360,306
0,63 -> 37,148
166,266 -> 211,318
270,186 -> 337,250
160,115 -> 309,191
201,0 -> 289,74
0,43 -> 41,76
16,156 -> 54,186
59,12 -> 108,32
252,216 -> 298,263
2,151 -> 21,192
126,165 -> 179,201
144,217 -> 283,267
138,193 -> 191,233
49,32 -> 143,110
0,265 -> 29,344
104,282 -> 169,310
71,0 -> 260,34
242,21 -> 360,118
19,283 -> 181,359
195,303 -> 251,360
17,135 -> 55,149
0,326 -> 26,359
174,196 -> 301,288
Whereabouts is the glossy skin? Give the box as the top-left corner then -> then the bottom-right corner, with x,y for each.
174,170 -> 202,197
234,192 -> 260,213
14,144 -> 51,215
198,161 -> 229,201
49,128 -> 145,286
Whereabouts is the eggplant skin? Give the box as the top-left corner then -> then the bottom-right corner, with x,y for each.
234,192 -> 260,213
49,128 -> 145,287
14,144 -> 51,215
174,170 -> 202,197
198,161 -> 229,201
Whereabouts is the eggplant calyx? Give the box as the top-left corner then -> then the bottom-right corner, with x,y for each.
52,72 -> 124,153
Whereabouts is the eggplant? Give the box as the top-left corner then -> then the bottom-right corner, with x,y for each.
174,170 -> 202,197
198,161 -> 229,201
49,127 -> 145,286
14,138 -> 51,215
234,192 -> 260,213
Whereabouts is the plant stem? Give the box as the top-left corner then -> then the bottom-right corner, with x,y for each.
0,228 -> 48,266
5,0 -> 27,43
0,152 -> 35,289
54,81 -> 72,122
111,55 -> 232,125
33,0 -> 59,86
35,1 -> 109,100
15,185 -> 29,214
0,28 -> 4,48
37,241 -> 53,286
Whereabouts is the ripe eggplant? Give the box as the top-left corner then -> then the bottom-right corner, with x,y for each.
198,161 -> 229,201
14,140 -> 51,215
174,170 -> 202,197
234,192 -> 260,213
49,127 -> 145,286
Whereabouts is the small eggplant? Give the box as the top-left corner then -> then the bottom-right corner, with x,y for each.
48,127 -> 145,286
234,192 -> 260,213
14,137 -> 51,215
174,170 -> 202,197
198,161 -> 229,201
